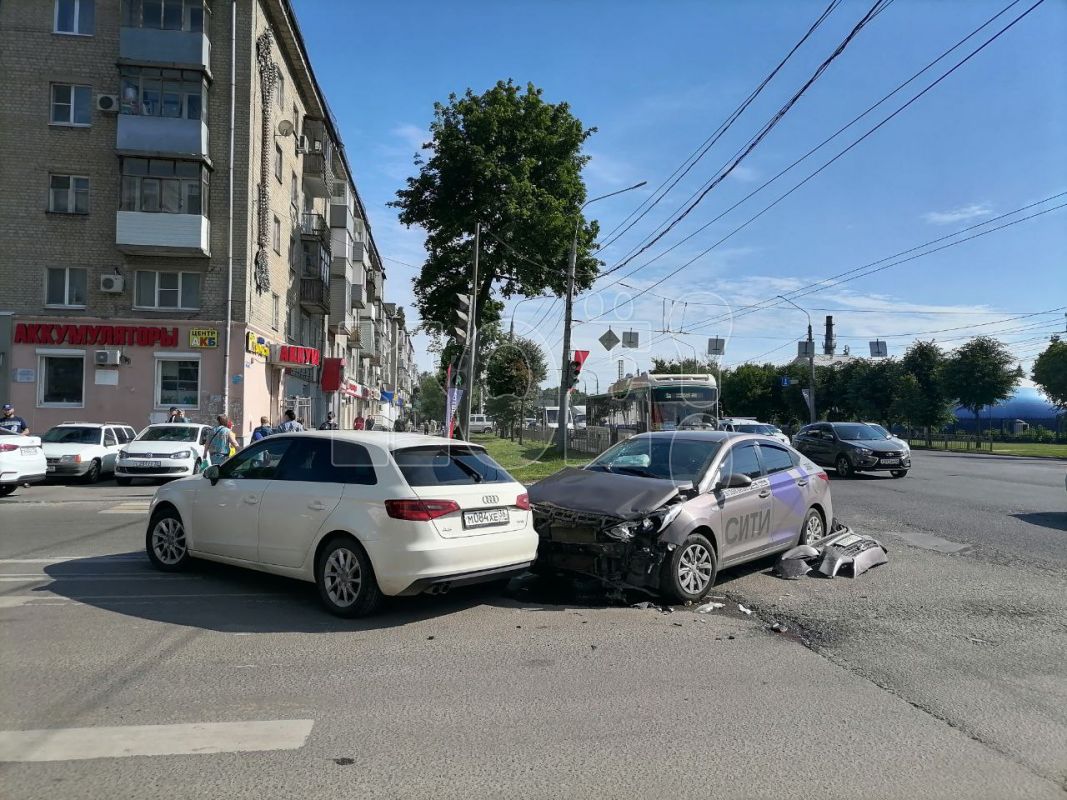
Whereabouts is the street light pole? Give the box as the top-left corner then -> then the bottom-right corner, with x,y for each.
557,180 -> 646,460
778,295 -> 816,423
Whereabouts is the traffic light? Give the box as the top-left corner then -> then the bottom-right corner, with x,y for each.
568,350 -> 590,389
453,293 -> 471,346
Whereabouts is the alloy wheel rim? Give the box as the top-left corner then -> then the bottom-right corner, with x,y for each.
324,548 -> 362,607
678,543 -> 713,594
152,517 -> 186,564
804,514 -> 824,545
837,458 -> 850,476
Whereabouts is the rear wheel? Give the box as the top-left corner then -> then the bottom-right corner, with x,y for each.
835,455 -> 853,478
83,459 -> 101,483
115,476 -> 132,487
799,508 -> 825,546
146,508 -> 190,571
660,533 -> 717,603
0,485 -> 16,497
891,469 -> 908,478
315,536 -> 383,618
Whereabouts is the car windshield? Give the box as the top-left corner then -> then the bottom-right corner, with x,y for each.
137,426 -> 199,442
738,423 -> 777,435
393,445 -> 514,486
587,436 -> 721,483
866,423 -> 892,438
42,427 -> 100,444
834,423 -> 884,441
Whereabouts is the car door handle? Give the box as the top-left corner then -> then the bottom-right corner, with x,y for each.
796,479 -> 809,487
758,489 -> 771,498
308,501 -> 327,511
242,495 -> 259,505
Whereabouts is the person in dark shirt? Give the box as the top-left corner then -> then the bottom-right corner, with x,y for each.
250,416 -> 273,442
318,412 -> 339,430
0,404 -> 29,435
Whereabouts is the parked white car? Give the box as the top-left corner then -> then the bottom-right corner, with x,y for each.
719,419 -> 791,446
146,431 -> 537,616
41,423 -> 137,482
116,423 -> 212,485
469,414 -> 495,434
0,429 -> 47,496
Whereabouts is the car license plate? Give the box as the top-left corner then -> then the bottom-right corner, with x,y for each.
463,508 -> 509,528
140,461 -> 162,468
880,458 -> 899,465
46,465 -> 55,472
20,447 -> 37,455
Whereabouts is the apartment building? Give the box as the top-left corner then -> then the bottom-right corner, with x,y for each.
0,0 -> 416,439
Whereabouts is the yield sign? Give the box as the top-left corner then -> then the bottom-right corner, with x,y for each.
599,328 -> 620,351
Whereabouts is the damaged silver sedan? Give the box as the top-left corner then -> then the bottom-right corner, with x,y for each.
529,431 -> 835,603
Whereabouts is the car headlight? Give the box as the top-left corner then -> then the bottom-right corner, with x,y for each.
60,454 -> 80,463
855,447 -> 872,457
658,504 -> 684,531
169,450 -> 192,459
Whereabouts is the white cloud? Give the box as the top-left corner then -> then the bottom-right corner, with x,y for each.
923,203 -> 993,225
727,164 -> 759,183
392,122 -> 430,154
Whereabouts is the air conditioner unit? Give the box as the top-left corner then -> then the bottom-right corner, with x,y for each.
94,350 -> 122,366
100,274 -> 125,293
296,135 -> 310,153
96,94 -> 119,113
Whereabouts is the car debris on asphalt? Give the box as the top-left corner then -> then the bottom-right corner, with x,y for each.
738,604 -> 754,615
774,524 -> 888,580
695,601 -> 726,613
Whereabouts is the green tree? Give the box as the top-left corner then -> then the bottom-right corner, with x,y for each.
485,336 -> 548,439
1031,336 -> 1067,410
843,359 -> 901,424
392,80 -> 599,342
650,357 -> 715,374
720,363 -> 775,420
942,336 -> 1023,438
900,340 -> 952,444
414,371 -> 446,425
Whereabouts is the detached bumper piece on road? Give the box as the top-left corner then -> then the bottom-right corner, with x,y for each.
774,524 -> 888,580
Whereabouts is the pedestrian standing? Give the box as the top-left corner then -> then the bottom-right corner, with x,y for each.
208,415 -> 239,466
365,417 -> 375,431
0,404 -> 29,435
277,409 -> 304,433
251,416 -> 273,442
318,412 -> 338,430
353,414 -> 365,431
166,407 -> 187,423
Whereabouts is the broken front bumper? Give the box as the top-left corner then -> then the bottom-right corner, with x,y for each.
774,524 -> 888,579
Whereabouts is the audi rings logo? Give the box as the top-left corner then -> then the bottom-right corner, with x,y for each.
482,494 -> 500,505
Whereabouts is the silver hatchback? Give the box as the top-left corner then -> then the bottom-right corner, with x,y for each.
529,431 -> 835,603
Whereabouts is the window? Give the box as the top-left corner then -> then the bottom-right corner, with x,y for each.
135,270 -> 201,309
120,158 -> 209,215
49,174 -> 90,214
722,442 -> 762,480
122,0 -> 204,33
758,444 -> 797,475
290,172 -> 299,209
393,446 -> 512,486
51,84 -> 91,126
272,216 -> 281,253
276,74 -> 285,110
218,438 -> 293,481
39,354 -> 84,406
104,428 -> 118,447
45,267 -> 87,307
274,143 -> 282,182
114,427 -> 134,444
276,439 -> 377,485
55,0 -> 94,34
271,293 -> 280,329
155,358 -> 199,407
119,66 -> 205,120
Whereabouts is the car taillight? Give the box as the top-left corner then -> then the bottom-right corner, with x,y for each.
515,492 -> 530,510
0,444 -> 19,452
816,471 -> 829,482
384,499 -> 460,521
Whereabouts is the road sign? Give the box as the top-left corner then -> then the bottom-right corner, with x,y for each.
707,337 -> 725,356
599,328 -> 620,351
869,340 -> 888,358
780,376 -> 793,387
622,330 -> 639,348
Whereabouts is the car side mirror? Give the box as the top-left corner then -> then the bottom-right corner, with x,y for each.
715,472 -> 752,490
203,465 -> 220,485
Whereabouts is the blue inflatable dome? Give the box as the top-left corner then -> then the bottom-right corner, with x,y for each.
953,386 -> 1060,422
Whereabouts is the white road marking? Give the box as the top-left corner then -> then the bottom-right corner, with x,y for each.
0,556 -> 143,564
0,592 -> 288,608
0,719 -> 314,762
0,597 -> 70,608
99,502 -> 150,515
0,575 -> 197,582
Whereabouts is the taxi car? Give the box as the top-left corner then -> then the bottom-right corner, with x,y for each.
145,432 -> 536,617
116,423 -> 211,485
41,422 -> 137,482
529,431 -> 834,603
0,428 -> 47,496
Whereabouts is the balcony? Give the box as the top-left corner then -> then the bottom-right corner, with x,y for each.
330,275 -> 355,334
356,320 -> 379,364
117,115 -> 208,158
299,212 -> 330,245
350,279 -> 367,310
353,240 -> 371,269
119,27 -> 210,71
115,211 -> 210,256
299,275 -> 329,313
301,119 -> 333,198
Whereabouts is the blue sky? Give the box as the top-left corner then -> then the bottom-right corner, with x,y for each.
293,0 -> 1066,391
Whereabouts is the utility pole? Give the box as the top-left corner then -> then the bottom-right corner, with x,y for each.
460,223 -> 480,440
779,295 -> 816,423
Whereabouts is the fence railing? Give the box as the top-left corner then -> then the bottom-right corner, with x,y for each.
509,425 -> 627,457
906,434 -> 994,452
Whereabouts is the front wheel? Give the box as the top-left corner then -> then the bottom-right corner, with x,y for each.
891,469 -> 908,478
315,536 -> 383,618
835,455 -> 853,479
83,459 -> 101,484
146,509 -> 190,571
660,533 -> 717,603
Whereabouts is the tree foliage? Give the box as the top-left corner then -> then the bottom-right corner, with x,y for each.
650,357 -> 715,375
485,336 -> 548,435
1031,336 -> 1067,409
414,371 -> 446,424
941,336 -> 1023,427
392,80 -> 599,340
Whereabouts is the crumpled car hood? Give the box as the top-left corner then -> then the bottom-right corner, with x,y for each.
529,467 -> 688,520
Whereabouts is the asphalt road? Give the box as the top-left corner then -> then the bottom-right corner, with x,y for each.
0,451 -> 1064,799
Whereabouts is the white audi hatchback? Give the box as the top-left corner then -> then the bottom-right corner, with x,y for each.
146,431 -> 536,616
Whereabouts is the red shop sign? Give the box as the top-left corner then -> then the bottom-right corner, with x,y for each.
270,344 -> 321,367
15,322 -> 179,347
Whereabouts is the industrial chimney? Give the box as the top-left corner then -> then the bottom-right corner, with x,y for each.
823,315 -> 836,356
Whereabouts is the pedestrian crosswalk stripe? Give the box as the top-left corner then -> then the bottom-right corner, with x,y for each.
99,502 -> 150,515
0,719 -> 315,762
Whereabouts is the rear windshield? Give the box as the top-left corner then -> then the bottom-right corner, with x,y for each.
137,426 -> 199,442
393,445 -> 514,486
738,424 -> 776,435
42,427 -> 100,444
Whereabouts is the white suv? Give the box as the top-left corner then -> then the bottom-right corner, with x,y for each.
469,415 -> 494,434
41,422 -> 138,482
116,423 -> 212,485
146,431 -> 537,616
